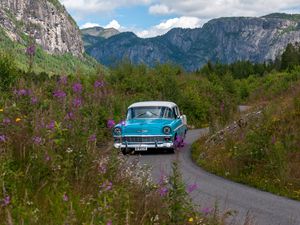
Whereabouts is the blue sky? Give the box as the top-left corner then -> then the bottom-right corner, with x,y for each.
59,0 -> 300,38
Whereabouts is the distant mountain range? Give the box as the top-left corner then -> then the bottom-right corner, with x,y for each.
82,13 -> 300,71
81,27 -> 120,48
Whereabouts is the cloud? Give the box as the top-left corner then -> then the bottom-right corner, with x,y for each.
80,22 -> 101,29
149,4 -> 172,15
136,16 -> 205,38
148,0 -> 300,18
104,20 -> 121,30
59,0 -> 152,14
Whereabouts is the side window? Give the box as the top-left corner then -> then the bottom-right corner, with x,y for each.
173,107 -> 179,118
168,108 -> 175,119
176,107 -> 180,117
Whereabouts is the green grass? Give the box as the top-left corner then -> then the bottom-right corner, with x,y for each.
0,52 -> 247,224
192,73 -> 300,200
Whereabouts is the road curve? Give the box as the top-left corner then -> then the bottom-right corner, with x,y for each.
129,129 -> 300,225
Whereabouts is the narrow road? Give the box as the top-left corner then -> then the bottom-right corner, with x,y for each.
129,129 -> 300,225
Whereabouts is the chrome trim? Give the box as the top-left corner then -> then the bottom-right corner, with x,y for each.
122,135 -> 172,137
114,142 -> 174,149
174,124 -> 185,131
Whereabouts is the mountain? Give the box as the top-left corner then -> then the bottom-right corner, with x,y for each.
81,26 -> 120,48
0,0 -> 84,57
81,26 -> 120,39
85,13 -> 300,71
0,0 -> 101,74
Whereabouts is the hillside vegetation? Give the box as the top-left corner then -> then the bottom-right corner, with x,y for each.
0,49 -> 249,224
0,28 -> 100,75
192,43 -> 300,200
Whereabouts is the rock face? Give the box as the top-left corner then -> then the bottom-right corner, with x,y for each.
85,13 -> 300,71
0,0 -> 84,57
81,26 -> 120,48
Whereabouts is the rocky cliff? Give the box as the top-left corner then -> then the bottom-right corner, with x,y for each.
85,13 -> 300,71
0,0 -> 84,57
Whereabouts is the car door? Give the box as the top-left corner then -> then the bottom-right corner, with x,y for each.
172,106 -> 185,138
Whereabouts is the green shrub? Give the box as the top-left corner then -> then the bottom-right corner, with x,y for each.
0,51 -> 18,91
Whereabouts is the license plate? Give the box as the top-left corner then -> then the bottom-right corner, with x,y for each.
135,146 -> 148,151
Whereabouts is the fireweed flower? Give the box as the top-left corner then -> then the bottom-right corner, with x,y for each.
53,90 -> 66,100
187,183 -> 198,193
63,193 -> 69,202
0,135 -> 7,142
16,89 -> 28,96
175,136 -> 185,148
107,119 -> 115,129
3,118 -> 11,125
72,97 -> 82,108
88,134 -> 97,142
32,136 -> 42,145
101,181 -> 113,191
72,82 -> 83,93
158,186 -> 168,197
26,44 -> 36,56
94,80 -> 104,88
58,76 -> 68,85
106,220 -> 112,225
1,196 -> 10,207
65,112 -> 75,121
45,153 -> 51,162
98,165 -> 107,174
47,121 -> 55,130
30,96 -> 38,105
201,207 -> 214,215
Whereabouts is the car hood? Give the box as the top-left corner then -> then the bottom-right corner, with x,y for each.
122,119 -> 173,135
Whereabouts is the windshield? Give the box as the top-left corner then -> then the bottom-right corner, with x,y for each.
127,106 -> 175,119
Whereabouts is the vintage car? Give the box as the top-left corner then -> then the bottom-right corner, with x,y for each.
113,101 -> 187,153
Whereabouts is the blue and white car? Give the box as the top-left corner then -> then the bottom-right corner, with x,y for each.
113,101 -> 187,153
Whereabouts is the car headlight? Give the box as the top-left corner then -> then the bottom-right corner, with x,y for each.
113,127 -> 122,135
163,126 -> 171,135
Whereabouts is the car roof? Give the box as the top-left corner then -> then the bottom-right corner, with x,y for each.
128,101 -> 177,109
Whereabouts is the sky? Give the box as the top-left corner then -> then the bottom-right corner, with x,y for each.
59,0 -> 300,38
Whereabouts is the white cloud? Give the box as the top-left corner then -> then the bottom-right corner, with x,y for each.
149,4 -> 172,15
136,16 -> 205,38
59,0 -> 152,14
80,22 -> 101,29
148,0 -> 300,18
104,20 -> 121,30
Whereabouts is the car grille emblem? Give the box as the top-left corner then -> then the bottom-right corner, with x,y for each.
137,129 -> 148,133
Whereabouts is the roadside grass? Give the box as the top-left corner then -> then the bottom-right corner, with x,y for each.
192,78 -> 300,200
0,62 -> 247,224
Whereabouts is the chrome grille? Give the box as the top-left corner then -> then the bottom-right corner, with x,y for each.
124,136 -> 166,143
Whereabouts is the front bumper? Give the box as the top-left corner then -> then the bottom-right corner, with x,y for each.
113,142 -> 174,149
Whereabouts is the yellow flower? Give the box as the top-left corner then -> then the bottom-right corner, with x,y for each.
15,118 -> 21,122
0,108 -> 3,112
188,217 -> 194,222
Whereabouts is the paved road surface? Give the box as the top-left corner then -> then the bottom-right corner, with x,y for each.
128,129 -> 300,225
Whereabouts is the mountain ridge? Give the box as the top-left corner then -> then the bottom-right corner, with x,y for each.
84,13 -> 300,71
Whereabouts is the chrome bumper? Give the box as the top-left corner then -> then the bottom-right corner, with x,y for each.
114,142 -> 174,149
